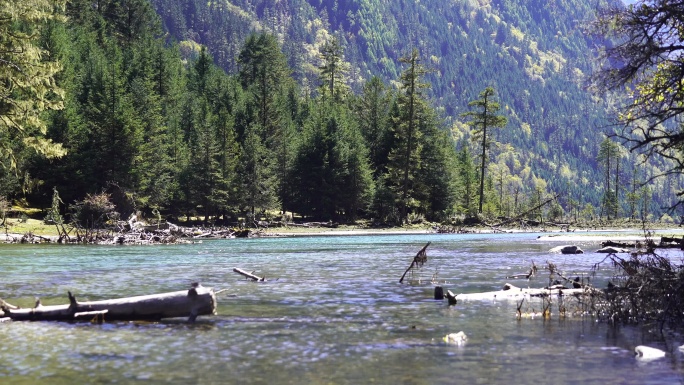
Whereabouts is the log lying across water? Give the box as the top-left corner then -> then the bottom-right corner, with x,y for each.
233,267 -> 266,281
0,284 -> 216,322
454,283 -> 600,301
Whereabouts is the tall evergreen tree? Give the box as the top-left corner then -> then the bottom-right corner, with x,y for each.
386,49 -> 430,225
237,33 -> 292,213
69,38 -> 144,193
461,86 -> 507,215
456,145 -> 478,216
181,47 -> 240,222
416,113 -> 457,221
354,76 -> 393,178
597,137 -> 621,220
318,36 -> 349,101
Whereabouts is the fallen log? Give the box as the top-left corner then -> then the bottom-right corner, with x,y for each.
233,267 -> 266,281
601,240 -> 636,248
1,283 -> 216,322
454,283 -> 600,301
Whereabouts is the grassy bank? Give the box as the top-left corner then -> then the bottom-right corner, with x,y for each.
1,218 -> 60,236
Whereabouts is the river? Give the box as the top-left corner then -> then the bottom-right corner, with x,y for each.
1,232 -> 683,384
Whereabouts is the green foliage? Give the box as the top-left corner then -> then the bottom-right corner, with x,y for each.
143,0 -> 653,219
1,0 -> 680,226
318,36 -> 350,101
71,192 -> 117,229
353,76 -> 393,178
597,137 -> 622,220
455,145 -> 478,217
0,0 -> 66,172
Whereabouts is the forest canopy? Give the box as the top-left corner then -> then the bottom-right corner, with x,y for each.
0,0 -> 681,227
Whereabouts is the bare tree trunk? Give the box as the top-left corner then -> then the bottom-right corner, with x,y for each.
1,284 -> 216,322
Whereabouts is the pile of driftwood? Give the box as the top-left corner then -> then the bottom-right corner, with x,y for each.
0,283 -> 217,322
1,221 -> 256,245
595,251 -> 684,329
431,259 -> 606,319
599,236 -> 684,251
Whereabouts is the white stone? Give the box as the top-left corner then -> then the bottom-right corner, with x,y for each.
635,345 -> 666,361
443,331 -> 467,345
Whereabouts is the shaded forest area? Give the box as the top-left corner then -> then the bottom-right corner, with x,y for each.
1,0 -> 681,229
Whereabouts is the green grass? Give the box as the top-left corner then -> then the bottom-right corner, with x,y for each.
1,218 -> 60,236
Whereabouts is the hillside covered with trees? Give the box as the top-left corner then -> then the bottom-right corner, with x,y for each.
0,0 -> 681,227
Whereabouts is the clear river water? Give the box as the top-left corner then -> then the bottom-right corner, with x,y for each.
1,231 -> 684,384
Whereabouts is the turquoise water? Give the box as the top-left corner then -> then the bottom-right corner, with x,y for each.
1,233 -> 683,384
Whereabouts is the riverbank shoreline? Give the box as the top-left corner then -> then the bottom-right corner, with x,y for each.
261,225 -> 684,242
2,217 -> 683,244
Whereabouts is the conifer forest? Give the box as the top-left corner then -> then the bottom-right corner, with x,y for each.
2,0 -> 682,226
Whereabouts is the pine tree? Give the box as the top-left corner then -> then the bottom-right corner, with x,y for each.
597,137 -> 622,220
456,145 -> 478,216
416,115 -> 457,221
182,47 -> 240,222
318,36 -> 349,101
461,86 -> 507,215
386,49 -> 430,225
237,33 -> 291,213
239,125 -> 278,221
354,76 -> 393,178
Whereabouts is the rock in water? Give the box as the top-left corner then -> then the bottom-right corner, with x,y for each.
549,245 -> 584,254
635,345 -> 666,361
443,331 -> 468,345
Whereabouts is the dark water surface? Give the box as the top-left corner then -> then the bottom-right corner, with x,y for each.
1,232 -> 684,384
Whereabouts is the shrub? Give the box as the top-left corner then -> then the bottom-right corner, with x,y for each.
71,193 -> 119,229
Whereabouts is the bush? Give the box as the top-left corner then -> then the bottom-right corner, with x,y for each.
71,193 -> 119,229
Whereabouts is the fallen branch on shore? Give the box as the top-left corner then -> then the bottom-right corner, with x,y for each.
0,283 -> 216,322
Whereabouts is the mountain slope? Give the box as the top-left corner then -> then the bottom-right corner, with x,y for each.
149,0 -> 680,217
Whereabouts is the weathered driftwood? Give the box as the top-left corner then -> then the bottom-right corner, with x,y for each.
446,289 -> 458,305
454,283 -> 599,301
434,286 -> 458,305
233,267 -> 266,281
602,240 -> 637,248
1,284 -> 216,322
399,242 -> 431,284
